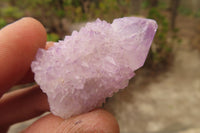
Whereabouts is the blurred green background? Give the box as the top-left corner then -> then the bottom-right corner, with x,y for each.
0,0 -> 188,70
0,0 -> 200,70
1,0 -> 200,133
1,0 -> 199,70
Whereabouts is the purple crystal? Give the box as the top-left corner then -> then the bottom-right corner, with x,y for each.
31,17 -> 157,118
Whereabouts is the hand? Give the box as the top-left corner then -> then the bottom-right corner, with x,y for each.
0,18 -> 119,133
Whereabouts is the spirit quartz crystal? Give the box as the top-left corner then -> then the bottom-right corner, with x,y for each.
31,17 -> 158,118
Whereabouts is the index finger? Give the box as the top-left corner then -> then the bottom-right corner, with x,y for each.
0,17 -> 46,97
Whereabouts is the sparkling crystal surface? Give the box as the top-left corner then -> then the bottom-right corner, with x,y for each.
31,17 -> 157,118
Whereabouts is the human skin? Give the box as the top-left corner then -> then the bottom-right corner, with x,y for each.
0,17 -> 119,133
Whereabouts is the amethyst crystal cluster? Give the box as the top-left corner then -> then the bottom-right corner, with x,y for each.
31,17 -> 157,118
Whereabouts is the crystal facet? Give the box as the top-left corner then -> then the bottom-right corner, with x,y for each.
31,17 -> 158,118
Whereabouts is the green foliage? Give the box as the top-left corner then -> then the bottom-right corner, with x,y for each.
0,0 -> 176,70
0,0 -> 132,23
0,18 -> 7,29
157,1 -> 168,10
0,6 -> 23,19
178,7 -> 192,16
147,8 -> 172,69
177,38 -> 182,44
15,0 -> 52,8
194,10 -> 200,18
64,0 -> 72,5
141,0 -> 168,10
71,0 -> 82,7
141,0 -> 150,9
63,0 -> 130,22
47,33 -> 60,42
96,0 -> 120,21
56,9 -> 66,18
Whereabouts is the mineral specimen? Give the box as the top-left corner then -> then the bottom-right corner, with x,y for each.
31,17 -> 158,118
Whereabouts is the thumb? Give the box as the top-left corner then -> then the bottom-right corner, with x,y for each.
23,109 -> 119,133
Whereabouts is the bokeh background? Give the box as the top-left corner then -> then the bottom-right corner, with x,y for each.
0,0 -> 200,133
